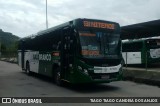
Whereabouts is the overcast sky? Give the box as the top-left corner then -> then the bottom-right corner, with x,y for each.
0,0 -> 160,37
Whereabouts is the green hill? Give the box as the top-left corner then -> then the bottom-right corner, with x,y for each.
0,29 -> 20,51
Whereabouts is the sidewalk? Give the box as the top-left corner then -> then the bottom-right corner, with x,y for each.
123,67 -> 160,87
0,57 -> 17,63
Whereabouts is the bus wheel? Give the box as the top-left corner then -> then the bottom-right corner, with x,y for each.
54,68 -> 63,86
26,62 -> 30,75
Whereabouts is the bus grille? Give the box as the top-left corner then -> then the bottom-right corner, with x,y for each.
89,72 -> 119,80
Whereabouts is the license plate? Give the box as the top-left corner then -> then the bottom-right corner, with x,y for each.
101,75 -> 109,79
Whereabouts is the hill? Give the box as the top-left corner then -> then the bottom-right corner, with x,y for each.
0,29 -> 20,51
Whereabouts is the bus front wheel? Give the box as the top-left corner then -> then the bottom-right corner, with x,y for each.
54,68 -> 63,86
26,62 -> 30,75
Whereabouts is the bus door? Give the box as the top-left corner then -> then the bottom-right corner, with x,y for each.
21,49 -> 25,69
20,40 -> 25,70
60,27 -> 73,79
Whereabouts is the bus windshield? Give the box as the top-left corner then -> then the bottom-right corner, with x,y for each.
79,31 -> 120,58
147,39 -> 160,48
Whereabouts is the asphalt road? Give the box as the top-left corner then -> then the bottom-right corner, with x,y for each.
0,61 -> 160,106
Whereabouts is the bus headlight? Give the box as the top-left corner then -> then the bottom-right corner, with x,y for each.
78,66 -> 88,75
69,64 -> 72,67
78,66 -> 83,70
84,69 -> 88,75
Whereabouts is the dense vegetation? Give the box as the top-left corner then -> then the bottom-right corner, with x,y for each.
0,29 -> 20,57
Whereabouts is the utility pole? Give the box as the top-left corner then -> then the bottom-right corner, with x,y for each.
0,35 -> 1,58
46,0 -> 48,29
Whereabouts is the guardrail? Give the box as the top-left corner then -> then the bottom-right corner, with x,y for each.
123,52 -> 160,87
0,57 -> 17,63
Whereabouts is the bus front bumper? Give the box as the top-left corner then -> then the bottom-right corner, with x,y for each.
69,68 -> 123,84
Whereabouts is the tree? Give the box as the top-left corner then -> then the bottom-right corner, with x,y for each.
1,43 -> 6,51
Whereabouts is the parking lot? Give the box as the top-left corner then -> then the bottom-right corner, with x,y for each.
0,61 -> 160,106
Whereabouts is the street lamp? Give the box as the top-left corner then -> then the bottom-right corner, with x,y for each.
0,36 -> 1,58
46,0 -> 48,29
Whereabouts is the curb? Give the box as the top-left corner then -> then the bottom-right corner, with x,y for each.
0,58 -> 17,64
123,68 -> 160,87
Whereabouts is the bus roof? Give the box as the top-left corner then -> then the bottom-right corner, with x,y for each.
122,37 -> 160,44
21,18 -> 119,41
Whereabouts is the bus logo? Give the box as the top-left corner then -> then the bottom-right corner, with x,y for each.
2,98 -> 11,103
33,54 -> 51,61
39,54 -> 51,61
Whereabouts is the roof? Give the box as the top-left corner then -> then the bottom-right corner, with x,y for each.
122,37 -> 160,44
22,18 -> 120,40
121,19 -> 160,40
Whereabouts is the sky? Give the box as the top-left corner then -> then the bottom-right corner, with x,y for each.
0,0 -> 160,37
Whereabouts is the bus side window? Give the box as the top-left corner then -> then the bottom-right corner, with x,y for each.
134,42 -> 143,51
123,43 -> 132,52
56,41 -> 61,50
123,42 -> 142,52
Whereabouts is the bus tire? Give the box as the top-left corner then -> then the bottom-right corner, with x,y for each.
54,68 -> 63,86
26,62 -> 30,75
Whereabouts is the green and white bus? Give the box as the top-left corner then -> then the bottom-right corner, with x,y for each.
122,38 -> 160,65
18,18 -> 123,85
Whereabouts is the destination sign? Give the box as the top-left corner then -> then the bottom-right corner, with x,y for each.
83,21 -> 115,29
79,33 -> 96,36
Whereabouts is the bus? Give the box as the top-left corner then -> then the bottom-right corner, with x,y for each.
122,38 -> 160,65
18,18 -> 123,85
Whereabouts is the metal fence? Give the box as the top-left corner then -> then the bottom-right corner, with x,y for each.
0,51 -> 17,63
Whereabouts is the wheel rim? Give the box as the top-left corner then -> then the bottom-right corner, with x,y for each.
57,72 -> 60,80
56,71 -> 61,84
26,64 -> 30,74
26,68 -> 29,74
